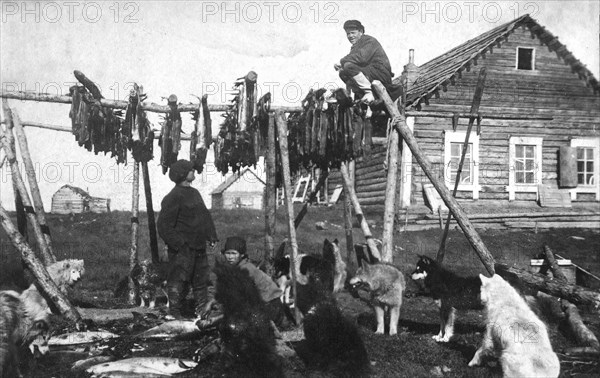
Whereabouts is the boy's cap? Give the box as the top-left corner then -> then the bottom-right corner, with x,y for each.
169,159 -> 193,183
222,236 -> 247,256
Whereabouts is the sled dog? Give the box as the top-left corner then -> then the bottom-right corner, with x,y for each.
349,262 -> 405,335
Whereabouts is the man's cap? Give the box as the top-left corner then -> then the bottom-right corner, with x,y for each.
343,20 -> 364,32
222,236 -> 247,256
168,159 -> 194,183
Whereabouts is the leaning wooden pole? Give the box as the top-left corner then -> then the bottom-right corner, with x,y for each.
9,105 -> 56,259
141,161 -> 159,264
2,105 -> 28,241
0,127 -> 54,265
340,162 -> 382,262
275,110 -> 301,320
128,162 -> 140,305
381,117 -> 401,263
0,205 -> 81,322
437,68 -> 487,263
264,113 -> 277,271
373,81 -> 495,275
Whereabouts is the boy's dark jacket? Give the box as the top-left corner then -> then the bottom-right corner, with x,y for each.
157,186 -> 217,251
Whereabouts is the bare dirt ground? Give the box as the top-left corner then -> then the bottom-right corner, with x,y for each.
1,208 -> 599,377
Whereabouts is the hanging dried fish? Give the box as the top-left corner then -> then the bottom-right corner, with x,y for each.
190,94 -> 211,173
159,95 -> 181,174
127,84 -> 153,163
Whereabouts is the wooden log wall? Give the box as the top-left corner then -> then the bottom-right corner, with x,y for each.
407,26 -> 600,205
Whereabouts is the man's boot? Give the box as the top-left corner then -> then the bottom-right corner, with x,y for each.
352,72 -> 375,104
166,285 -> 183,320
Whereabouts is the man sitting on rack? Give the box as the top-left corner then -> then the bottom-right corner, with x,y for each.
334,19 -> 394,105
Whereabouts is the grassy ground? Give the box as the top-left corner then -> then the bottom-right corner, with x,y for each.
1,206 -> 599,377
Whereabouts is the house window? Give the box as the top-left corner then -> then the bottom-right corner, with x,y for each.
516,47 -> 534,70
444,131 -> 480,199
507,136 -> 543,200
577,147 -> 595,186
570,138 -> 600,200
514,145 -> 537,184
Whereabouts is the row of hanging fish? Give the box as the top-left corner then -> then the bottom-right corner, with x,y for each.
214,72 -> 260,174
274,88 -> 372,182
69,85 -> 129,164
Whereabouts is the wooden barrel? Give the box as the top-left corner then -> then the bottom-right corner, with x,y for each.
559,146 -> 578,188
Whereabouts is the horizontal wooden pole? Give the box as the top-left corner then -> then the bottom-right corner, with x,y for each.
0,90 -> 298,114
1,90 -> 552,120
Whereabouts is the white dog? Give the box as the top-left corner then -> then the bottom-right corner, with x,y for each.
468,274 -> 560,378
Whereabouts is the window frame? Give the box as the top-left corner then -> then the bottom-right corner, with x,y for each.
444,130 -> 480,199
515,46 -> 536,71
507,136 -> 543,200
570,138 -> 600,201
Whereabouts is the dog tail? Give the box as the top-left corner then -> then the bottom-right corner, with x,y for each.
301,291 -> 369,375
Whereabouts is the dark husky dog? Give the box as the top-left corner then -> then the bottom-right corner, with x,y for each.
411,255 -> 482,342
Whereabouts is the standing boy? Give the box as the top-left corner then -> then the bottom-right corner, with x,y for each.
157,159 -> 218,319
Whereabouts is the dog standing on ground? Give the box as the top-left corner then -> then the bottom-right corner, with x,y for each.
0,290 -> 50,377
469,274 -> 560,378
349,262 -> 405,336
410,255 -> 482,342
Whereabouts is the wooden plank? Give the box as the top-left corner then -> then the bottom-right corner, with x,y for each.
538,184 -> 572,208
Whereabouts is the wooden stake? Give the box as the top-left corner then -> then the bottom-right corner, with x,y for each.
8,105 -> 56,259
381,119 -> 401,263
372,81 -> 495,275
142,161 -> 159,264
340,162 -> 381,261
437,68 -> 487,263
0,126 -> 54,265
264,114 -> 277,273
275,110 -> 301,321
128,162 -> 140,305
0,205 -> 81,323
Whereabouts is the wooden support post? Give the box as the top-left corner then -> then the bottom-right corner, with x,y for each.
9,105 -> 56,259
437,68 -> 487,263
275,110 -> 301,320
495,263 -> 600,309
381,118 -> 401,263
343,168 -> 355,273
0,205 -> 81,323
294,170 -> 329,229
372,81 -> 495,275
340,162 -> 381,262
264,114 -> 277,272
141,161 -> 159,264
0,126 -> 54,265
128,162 -> 140,305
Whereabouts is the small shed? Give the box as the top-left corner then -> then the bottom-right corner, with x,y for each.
211,169 -> 266,210
51,185 -> 111,214
51,185 -> 91,214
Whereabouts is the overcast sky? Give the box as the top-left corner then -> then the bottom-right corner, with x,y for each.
1,0 -> 598,211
